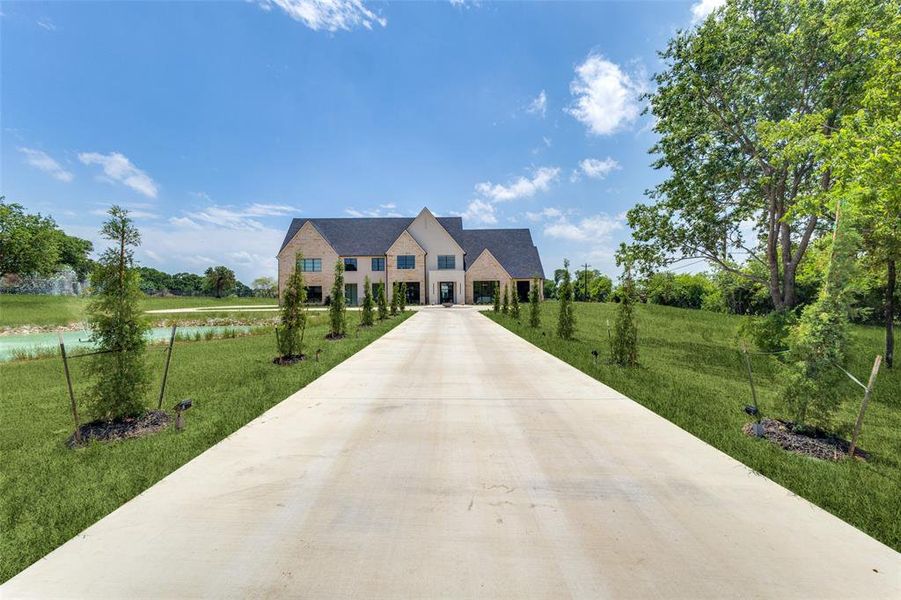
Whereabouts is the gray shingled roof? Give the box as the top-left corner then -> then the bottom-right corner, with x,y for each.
456,228 -> 545,279
280,215 -> 543,279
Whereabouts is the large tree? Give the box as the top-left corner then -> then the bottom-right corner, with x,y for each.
626,0 -> 890,310
829,7 -> 900,366
204,265 -> 236,298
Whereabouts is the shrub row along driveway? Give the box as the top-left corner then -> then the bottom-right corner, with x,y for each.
4,308 -> 897,598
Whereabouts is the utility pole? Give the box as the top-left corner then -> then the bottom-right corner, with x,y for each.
581,263 -> 591,302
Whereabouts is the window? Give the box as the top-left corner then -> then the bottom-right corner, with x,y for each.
397,255 -> 415,269
371,257 -> 385,271
473,280 -> 498,304
437,255 -> 455,269
298,258 -> 321,272
343,258 -> 357,271
345,283 -> 358,306
305,286 -> 323,303
372,282 -> 384,300
404,282 -> 420,305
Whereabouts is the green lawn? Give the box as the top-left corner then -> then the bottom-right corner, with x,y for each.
0,295 -> 276,328
0,310 -> 412,582
487,302 -> 901,551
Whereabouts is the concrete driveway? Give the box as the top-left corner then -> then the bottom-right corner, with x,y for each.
4,308 -> 898,598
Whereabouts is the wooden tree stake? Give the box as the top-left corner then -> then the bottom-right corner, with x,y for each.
848,355 -> 882,459
59,334 -> 81,443
157,324 -> 177,410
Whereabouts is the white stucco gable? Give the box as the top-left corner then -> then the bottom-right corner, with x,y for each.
406,207 -> 465,270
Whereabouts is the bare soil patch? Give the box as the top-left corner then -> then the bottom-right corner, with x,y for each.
744,418 -> 868,462
67,411 -> 170,448
324,332 -> 346,340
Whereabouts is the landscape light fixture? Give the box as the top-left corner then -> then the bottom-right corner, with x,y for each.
174,398 -> 193,431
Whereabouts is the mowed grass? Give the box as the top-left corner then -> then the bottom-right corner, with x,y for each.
0,295 -> 276,328
0,310 -> 412,582
487,302 -> 901,551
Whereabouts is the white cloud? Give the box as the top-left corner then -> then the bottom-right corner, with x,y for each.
691,0 -> 726,23
475,166 -> 560,203
145,222 -> 280,281
78,151 -> 158,198
168,216 -> 202,229
182,206 -> 266,230
544,213 -> 624,242
458,199 -> 497,225
243,203 -> 302,216
158,203 -> 298,280
526,90 -> 547,118
257,0 -> 387,32
344,204 -> 405,218
525,207 -> 563,222
19,147 -> 73,182
578,157 -> 621,179
36,18 -> 56,31
566,53 -> 644,136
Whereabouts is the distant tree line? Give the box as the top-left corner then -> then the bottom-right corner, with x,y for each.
137,266 -> 273,298
541,263 -> 895,326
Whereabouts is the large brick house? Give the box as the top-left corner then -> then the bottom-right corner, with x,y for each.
277,207 -> 544,305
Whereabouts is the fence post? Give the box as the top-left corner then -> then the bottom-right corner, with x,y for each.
848,354 -> 882,459
59,334 -> 81,443
157,324 -> 177,410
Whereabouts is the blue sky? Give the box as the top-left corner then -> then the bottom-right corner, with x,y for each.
1,0 -> 722,284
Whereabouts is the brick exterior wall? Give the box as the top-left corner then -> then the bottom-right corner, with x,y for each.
464,249 -> 513,305
277,221 -> 339,302
386,230 -> 426,304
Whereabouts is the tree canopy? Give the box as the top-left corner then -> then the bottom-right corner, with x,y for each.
625,0 -> 894,310
0,199 -> 93,279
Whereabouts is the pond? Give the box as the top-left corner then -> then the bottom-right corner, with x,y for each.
0,326 -> 255,362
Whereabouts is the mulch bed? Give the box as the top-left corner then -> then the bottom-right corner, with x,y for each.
68,410 -> 170,448
744,418 -> 869,462
272,353 -> 306,366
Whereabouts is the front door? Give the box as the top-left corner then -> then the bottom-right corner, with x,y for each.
439,281 -> 454,304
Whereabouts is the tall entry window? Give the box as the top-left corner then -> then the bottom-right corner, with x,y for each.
437,255 -> 455,269
345,283 -> 358,306
397,255 -> 416,269
403,282 -> 421,305
473,280 -> 498,304
305,286 -> 323,303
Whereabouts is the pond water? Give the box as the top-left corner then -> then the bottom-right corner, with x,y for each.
0,326 -> 255,362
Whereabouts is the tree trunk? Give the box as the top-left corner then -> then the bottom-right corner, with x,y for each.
887,259 -> 896,369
